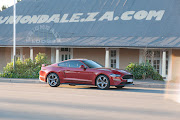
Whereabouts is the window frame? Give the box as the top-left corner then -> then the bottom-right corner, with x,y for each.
109,49 -> 119,69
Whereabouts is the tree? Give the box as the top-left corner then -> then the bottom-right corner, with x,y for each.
0,0 -> 22,12
1,5 -> 7,11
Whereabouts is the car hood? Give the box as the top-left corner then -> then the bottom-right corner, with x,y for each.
95,68 -> 132,75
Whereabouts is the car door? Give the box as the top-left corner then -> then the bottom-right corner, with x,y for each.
75,61 -> 94,84
63,61 -> 78,83
63,61 -> 93,84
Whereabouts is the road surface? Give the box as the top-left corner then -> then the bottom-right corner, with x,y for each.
0,82 -> 180,120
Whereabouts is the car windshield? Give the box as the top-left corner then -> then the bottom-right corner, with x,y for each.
82,60 -> 103,68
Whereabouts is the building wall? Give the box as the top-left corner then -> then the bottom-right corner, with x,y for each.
0,47 -> 178,81
119,48 -> 139,69
33,47 -> 51,61
73,48 -> 139,69
171,50 -> 180,82
21,47 -> 51,61
73,48 -> 105,66
0,47 -> 11,72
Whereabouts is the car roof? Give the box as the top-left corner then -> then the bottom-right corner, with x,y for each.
58,59 -> 88,63
67,59 -> 88,61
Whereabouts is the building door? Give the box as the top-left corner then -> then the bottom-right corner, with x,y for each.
147,51 -> 161,74
109,49 -> 119,68
146,50 -> 169,76
60,48 -> 73,61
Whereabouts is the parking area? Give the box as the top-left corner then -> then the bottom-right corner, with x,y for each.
0,80 -> 180,120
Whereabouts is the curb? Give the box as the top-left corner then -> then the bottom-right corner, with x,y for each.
130,84 -> 165,88
0,78 -> 44,84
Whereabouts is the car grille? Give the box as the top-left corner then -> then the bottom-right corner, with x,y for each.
122,75 -> 133,79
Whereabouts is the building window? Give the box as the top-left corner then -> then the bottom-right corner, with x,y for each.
61,48 -> 70,52
12,48 -> 23,61
12,48 -> 23,60
110,50 -> 117,68
60,48 -> 72,61
16,49 -> 21,56
146,50 -> 169,76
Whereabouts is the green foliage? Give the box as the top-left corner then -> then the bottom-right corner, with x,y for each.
1,0 -> 22,12
2,5 -> 7,11
126,62 -> 163,80
0,53 -> 50,78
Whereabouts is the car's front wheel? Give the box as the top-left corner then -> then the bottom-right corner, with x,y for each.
47,73 -> 60,87
96,75 -> 110,90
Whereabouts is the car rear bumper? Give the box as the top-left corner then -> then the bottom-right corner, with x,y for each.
39,75 -> 46,82
39,79 -> 46,83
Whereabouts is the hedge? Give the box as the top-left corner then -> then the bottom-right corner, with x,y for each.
0,53 -> 50,78
126,62 -> 163,80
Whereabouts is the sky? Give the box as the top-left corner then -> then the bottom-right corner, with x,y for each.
0,0 -> 15,10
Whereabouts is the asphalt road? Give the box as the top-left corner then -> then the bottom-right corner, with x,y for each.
0,82 -> 180,120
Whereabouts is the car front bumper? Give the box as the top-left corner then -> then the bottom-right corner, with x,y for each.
115,82 -> 134,87
111,78 -> 134,86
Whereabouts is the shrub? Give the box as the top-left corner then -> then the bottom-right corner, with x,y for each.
0,53 -> 50,78
126,62 -> 163,80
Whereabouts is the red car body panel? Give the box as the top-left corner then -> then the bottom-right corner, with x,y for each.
39,59 -> 133,86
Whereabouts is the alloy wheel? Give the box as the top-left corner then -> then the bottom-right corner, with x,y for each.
47,73 -> 60,87
96,75 -> 109,89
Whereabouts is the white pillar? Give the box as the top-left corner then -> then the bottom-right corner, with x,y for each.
151,51 -> 154,67
139,49 -> 144,64
105,48 -> 110,68
30,47 -> 33,61
116,49 -> 120,68
56,48 -> 60,63
162,50 -> 166,78
51,48 -> 55,63
168,49 -> 172,81
70,48 -> 73,59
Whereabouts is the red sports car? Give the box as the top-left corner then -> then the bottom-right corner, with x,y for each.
39,59 -> 133,89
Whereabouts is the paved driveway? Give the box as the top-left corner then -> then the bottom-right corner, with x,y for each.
0,81 -> 180,120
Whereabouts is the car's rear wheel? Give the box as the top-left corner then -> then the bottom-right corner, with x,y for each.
96,75 -> 110,90
47,73 -> 60,87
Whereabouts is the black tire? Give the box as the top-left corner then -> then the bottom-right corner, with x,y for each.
116,86 -> 124,89
47,73 -> 60,87
96,75 -> 110,90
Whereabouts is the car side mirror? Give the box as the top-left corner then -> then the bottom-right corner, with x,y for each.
80,65 -> 86,69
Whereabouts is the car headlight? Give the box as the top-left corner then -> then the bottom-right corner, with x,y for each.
110,74 -> 121,81
110,74 -> 121,77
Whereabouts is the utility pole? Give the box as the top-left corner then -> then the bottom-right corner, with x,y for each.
13,0 -> 17,69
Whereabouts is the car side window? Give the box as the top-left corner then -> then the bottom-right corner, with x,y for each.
67,61 -> 85,68
77,61 -> 85,68
58,62 -> 67,67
